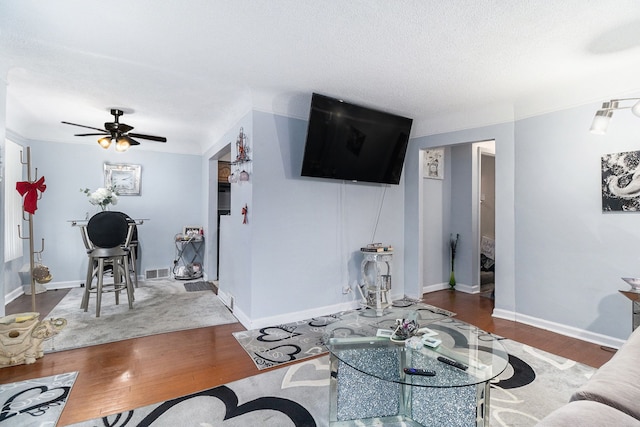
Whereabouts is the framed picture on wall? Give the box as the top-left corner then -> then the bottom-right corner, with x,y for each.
104,163 -> 142,196
183,226 -> 203,239
601,150 -> 640,212
423,148 -> 444,180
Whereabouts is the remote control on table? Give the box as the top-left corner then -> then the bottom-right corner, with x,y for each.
404,367 -> 436,376
437,356 -> 468,371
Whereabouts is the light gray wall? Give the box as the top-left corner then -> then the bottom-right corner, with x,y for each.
234,110 -> 406,323
0,61 -> 6,315
421,151 -> 448,288
216,114 -> 254,318
480,154 -> 495,240
514,100 -> 640,340
203,112 -> 252,290
408,95 -> 640,342
450,144 -> 475,287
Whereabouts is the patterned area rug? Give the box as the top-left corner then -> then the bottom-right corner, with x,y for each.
68,337 -> 596,426
0,372 -> 77,426
43,279 -> 237,353
232,303 -> 456,370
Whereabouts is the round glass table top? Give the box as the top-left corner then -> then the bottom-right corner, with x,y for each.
324,305 -> 509,388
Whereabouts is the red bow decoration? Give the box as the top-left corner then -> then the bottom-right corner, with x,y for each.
16,176 -> 46,214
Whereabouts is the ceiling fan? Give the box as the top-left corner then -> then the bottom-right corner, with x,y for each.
62,108 -> 167,152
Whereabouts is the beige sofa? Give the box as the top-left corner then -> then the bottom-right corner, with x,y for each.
537,326 -> 640,426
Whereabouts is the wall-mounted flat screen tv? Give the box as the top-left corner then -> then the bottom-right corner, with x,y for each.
301,93 -> 413,185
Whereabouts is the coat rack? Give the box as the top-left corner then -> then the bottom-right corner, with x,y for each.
16,147 -> 46,312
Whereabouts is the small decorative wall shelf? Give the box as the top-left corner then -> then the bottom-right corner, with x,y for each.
228,127 -> 251,183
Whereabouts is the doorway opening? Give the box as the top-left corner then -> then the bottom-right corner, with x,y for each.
208,146 -> 231,281
479,150 -> 495,299
418,140 -> 495,297
217,157 -> 231,279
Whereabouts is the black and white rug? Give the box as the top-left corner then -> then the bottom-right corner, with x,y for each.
0,371 -> 77,427
69,337 -> 595,426
233,303 -> 456,370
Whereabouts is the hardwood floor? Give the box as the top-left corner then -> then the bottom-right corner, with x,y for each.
0,288 -> 615,425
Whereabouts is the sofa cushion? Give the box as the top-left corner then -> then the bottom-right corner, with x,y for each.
537,400 -> 640,427
570,327 -> 640,421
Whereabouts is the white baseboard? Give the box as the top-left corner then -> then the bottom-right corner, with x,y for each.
492,308 -> 626,349
422,282 -> 479,294
5,280 -> 82,305
4,287 -> 24,305
423,282 -> 449,293
217,289 -> 233,310
45,280 -> 82,290
231,305 -> 250,329
238,300 -> 362,330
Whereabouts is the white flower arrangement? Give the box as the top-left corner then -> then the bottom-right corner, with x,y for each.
81,186 -> 119,211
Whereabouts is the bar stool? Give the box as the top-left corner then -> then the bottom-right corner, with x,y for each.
113,212 -> 140,288
81,211 -> 135,317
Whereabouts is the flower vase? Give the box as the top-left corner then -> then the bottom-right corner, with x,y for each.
449,268 -> 456,289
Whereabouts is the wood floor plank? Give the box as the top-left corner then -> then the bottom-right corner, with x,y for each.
0,288 -> 615,425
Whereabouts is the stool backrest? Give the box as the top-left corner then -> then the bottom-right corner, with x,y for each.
87,211 -> 129,248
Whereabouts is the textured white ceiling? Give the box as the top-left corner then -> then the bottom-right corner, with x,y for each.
2,0 -> 640,154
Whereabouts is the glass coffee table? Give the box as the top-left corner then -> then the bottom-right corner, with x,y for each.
324,305 -> 509,426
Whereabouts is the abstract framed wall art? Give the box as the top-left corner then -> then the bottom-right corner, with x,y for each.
423,148 -> 444,180
601,150 -> 640,212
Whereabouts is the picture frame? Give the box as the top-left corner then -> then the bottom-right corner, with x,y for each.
104,163 -> 142,196
423,148 -> 444,180
183,226 -> 203,238
601,150 -> 640,212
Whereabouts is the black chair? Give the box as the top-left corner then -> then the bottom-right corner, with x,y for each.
112,212 -> 140,288
80,211 -> 135,317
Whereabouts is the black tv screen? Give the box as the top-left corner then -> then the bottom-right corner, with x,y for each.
301,93 -> 413,185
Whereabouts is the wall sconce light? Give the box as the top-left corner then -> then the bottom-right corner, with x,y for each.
590,98 -> 640,134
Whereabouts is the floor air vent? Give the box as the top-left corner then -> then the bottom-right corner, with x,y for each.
145,268 -> 171,280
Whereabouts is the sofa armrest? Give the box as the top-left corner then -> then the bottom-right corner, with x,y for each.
571,327 -> 640,421
537,400 -> 640,427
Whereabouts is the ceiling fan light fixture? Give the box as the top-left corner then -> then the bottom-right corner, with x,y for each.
97,136 -> 113,149
115,137 -> 130,152
63,108 -> 167,150
590,110 -> 613,134
632,100 -> 640,117
591,98 -> 640,134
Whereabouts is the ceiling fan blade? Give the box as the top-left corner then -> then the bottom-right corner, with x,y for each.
119,123 -> 134,133
105,122 -> 134,133
128,132 -> 167,143
74,132 -> 109,137
107,122 -> 134,133
61,121 -> 106,132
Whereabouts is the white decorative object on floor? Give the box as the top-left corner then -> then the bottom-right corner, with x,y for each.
0,312 -> 66,367
360,249 -> 393,316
